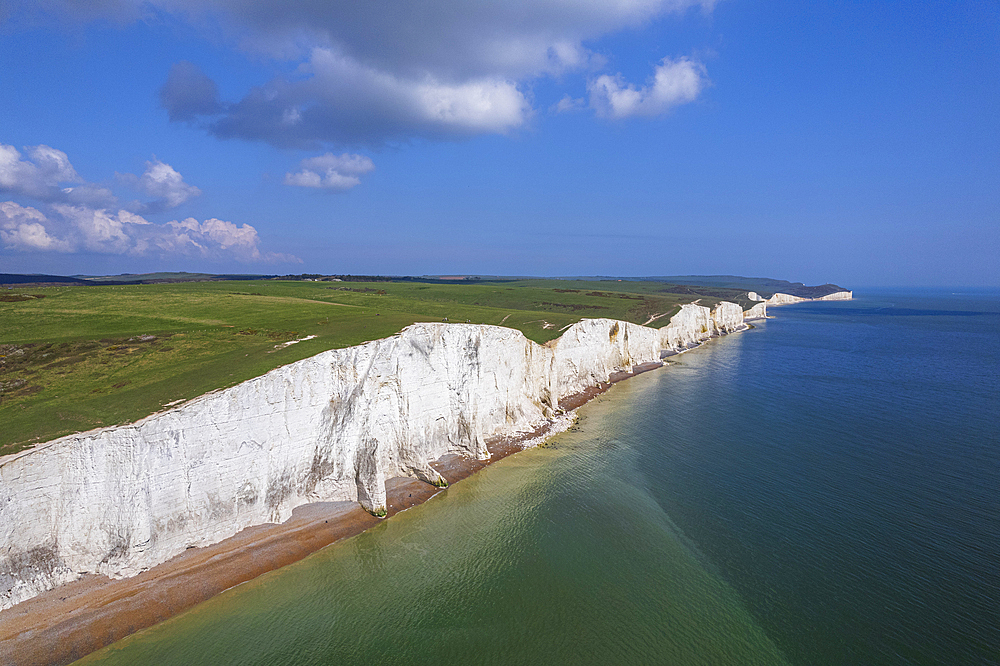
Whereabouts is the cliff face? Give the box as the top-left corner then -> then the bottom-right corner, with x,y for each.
1,301 -> 747,611
766,292 -> 807,305
744,302 -> 768,320
712,301 -> 746,333
767,290 -> 853,305
658,303 -> 714,350
817,290 -> 853,301
551,318 -> 662,398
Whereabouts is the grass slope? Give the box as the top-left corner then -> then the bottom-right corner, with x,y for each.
0,279 -> 750,454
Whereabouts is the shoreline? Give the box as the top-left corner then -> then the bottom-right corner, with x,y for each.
0,380 -> 623,666
0,443 -> 528,666
0,325 -> 743,666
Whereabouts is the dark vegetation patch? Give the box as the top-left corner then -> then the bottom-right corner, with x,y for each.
0,378 -> 27,392
328,287 -> 387,294
44,355 -> 87,369
535,302 -> 609,311
0,337 -> 164,403
0,293 -> 46,302
235,329 -> 299,341
585,291 -> 643,300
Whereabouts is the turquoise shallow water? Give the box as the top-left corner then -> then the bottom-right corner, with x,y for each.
78,289 -> 1000,665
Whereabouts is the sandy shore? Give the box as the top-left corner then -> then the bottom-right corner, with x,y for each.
0,361 -> 665,666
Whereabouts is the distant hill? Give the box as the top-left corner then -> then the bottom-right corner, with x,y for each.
2,272 -> 848,298
637,276 -> 848,299
78,272 -> 274,284
1,274 -> 93,286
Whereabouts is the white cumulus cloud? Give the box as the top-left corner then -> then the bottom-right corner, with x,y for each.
0,202 -> 299,263
0,201 -> 73,252
588,57 -> 708,119
0,143 -> 87,201
51,204 -> 143,254
163,217 -> 300,262
284,152 -> 375,191
551,94 -> 586,114
1,142 -> 200,212
122,158 -> 201,212
1,140 -> 299,264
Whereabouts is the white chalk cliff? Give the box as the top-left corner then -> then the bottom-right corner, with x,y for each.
744,302 -> 768,320
817,290 -> 853,301
767,290 -> 853,305
1,301 -> 759,611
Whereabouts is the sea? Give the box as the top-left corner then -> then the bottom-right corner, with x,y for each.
77,288 -> 1000,665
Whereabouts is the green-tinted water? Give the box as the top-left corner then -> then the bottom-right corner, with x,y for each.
77,289 -> 1000,664
77,376 -> 788,665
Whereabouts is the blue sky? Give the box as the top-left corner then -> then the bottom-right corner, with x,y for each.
1,0 -> 997,286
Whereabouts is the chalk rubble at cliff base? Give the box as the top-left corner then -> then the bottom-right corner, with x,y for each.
0,296 -> 793,611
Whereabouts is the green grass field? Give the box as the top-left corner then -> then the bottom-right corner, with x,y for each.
0,278 -> 752,454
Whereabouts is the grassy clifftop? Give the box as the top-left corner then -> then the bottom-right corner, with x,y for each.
1,278 -> 754,454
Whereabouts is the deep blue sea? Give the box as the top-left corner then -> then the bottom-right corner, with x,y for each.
79,289 -> 1000,665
